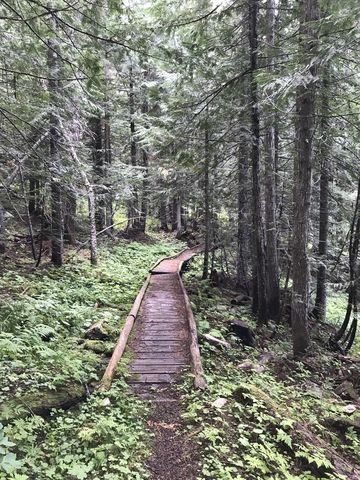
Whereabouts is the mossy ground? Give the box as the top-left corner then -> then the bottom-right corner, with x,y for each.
1,239 -> 359,479
0,235 -> 184,479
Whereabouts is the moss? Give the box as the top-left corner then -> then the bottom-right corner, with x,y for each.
82,339 -> 114,355
0,384 -> 86,420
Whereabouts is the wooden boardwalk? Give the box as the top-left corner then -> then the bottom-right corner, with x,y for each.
99,246 -> 205,391
128,246 -> 204,385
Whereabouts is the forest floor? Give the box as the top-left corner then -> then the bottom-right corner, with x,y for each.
0,235 -> 359,479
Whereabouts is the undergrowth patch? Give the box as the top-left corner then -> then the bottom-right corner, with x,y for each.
0,236 -> 183,479
181,258 -> 360,480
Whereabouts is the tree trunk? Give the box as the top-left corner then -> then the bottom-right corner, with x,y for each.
63,189 -> 77,245
139,77 -> 149,233
159,200 -> 168,231
264,0 -> 280,321
128,65 -> 140,231
90,112 -> 105,232
314,73 -> 330,320
29,177 -> 40,216
249,0 -> 267,323
334,179 -> 360,342
0,203 -> 5,254
61,121 -> 98,266
171,197 -> 182,232
291,0 -> 319,356
202,121 -> 210,280
104,102 -> 113,230
48,25 -> 63,267
236,143 -> 249,292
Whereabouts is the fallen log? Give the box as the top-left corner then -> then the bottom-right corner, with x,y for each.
0,384 -> 86,420
324,415 -> 360,433
202,333 -> 230,349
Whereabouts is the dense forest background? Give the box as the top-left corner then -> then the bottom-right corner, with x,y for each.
0,0 -> 359,479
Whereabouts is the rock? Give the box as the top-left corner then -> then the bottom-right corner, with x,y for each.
101,397 -> 111,407
229,320 -> 255,347
343,404 -> 357,414
84,320 -> 109,341
258,352 -> 273,364
238,361 -> 255,371
335,381 -> 358,401
231,294 -> 252,306
217,305 -> 228,311
238,361 -> 265,373
83,340 -> 113,355
212,397 -> 227,408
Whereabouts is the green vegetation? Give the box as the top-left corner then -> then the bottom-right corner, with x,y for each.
180,259 -> 360,480
0,237 -> 183,479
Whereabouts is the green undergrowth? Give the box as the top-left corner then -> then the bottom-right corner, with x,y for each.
0,235 -> 183,479
181,258 -> 360,480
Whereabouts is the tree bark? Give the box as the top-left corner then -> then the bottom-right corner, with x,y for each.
314,73 -> 330,320
334,179 -> 360,343
202,120 -> 210,280
28,177 -> 40,216
0,203 -> 5,254
249,0 -> 267,323
48,22 -> 63,267
139,76 -> 149,233
264,0 -> 280,321
104,103 -> 113,230
159,200 -> 168,231
61,121 -> 97,266
171,197 -> 182,232
291,0 -> 319,356
63,189 -> 77,245
128,65 -> 140,231
90,111 -> 105,232
236,143 -> 249,292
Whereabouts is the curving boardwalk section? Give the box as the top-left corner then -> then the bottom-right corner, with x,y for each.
128,245 -> 204,385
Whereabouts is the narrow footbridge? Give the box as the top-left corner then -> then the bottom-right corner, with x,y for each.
99,246 -> 206,391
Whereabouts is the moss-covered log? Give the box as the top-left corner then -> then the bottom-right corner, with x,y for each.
0,384 -> 86,420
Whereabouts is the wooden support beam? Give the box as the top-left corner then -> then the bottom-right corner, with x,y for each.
98,274 -> 151,391
178,272 -> 207,389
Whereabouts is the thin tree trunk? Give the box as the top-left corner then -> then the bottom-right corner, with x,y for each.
291,0 -> 319,356
139,77 -> 149,233
202,120 -> 210,280
0,203 -> 5,254
48,20 -> 63,267
90,112 -> 105,232
249,0 -> 267,323
236,143 -> 249,291
334,179 -> 360,342
19,167 -> 36,260
128,65 -> 139,231
28,172 -> 41,217
64,189 -> 77,245
61,121 -> 97,266
265,0 -> 280,321
104,104 -> 113,230
159,200 -> 168,231
314,73 -> 330,320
